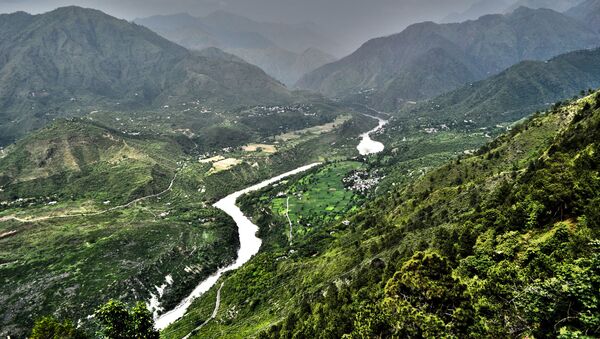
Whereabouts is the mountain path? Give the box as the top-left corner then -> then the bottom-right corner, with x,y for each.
286,196 -> 293,244
0,171 -> 179,224
182,282 -> 225,339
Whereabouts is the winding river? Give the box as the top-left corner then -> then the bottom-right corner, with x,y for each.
357,114 -> 388,156
155,114 -> 387,330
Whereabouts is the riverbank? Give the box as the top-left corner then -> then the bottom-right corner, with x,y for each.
158,114 -> 389,331
155,163 -> 322,329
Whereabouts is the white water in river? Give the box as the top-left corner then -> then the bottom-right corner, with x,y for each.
357,115 -> 388,155
154,163 -> 322,330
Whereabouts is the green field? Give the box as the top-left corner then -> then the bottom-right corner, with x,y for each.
269,161 -> 365,240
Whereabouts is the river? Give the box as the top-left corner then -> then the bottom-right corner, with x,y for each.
357,114 -> 388,155
155,114 -> 387,330
155,163 -> 322,329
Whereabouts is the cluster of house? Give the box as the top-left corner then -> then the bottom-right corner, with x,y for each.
342,170 -> 383,194
243,103 -> 315,117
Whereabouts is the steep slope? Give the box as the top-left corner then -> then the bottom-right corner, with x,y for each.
404,47 -> 600,125
135,13 -> 337,86
297,7 -> 600,110
0,7 -> 292,145
566,0 -> 600,32
166,91 -> 600,339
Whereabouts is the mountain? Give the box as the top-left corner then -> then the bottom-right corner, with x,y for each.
404,47 -> 600,125
0,7 -> 293,145
135,12 -> 337,86
297,7 -> 600,110
507,0 -> 585,12
566,0 -> 600,32
441,0 -> 511,23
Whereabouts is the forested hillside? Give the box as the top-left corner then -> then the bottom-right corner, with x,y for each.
165,92 -> 599,338
401,47 -> 600,126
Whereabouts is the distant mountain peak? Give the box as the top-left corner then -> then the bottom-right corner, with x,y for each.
565,0 -> 600,32
1,10 -> 31,17
46,5 -> 107,17
441,0 -> 509,23
297,7 -> 600,108
506,0 -> 586,13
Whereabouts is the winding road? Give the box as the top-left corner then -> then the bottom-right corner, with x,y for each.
0,172 -> 179,223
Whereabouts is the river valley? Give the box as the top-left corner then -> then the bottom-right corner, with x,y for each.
155,114 -> 388,331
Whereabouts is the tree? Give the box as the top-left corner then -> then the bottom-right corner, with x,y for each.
381,251 -> 475,337
95,300 -> 159,339
30,316 -> 88,339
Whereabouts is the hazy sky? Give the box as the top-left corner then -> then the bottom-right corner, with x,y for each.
0,0 -> 483,52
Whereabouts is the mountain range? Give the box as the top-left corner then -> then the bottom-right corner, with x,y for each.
442,0 -> 586,22
402,47 -> 600,125
297,6 -> 600,110
135,12 -> 338,86
0,6 -> 294,145
507,0 -> 585,12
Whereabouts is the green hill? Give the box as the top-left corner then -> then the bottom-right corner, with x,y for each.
164,93 -> 600,338
0,119 -> 184,203
0,6 -> 292,145
402,47 -> 600,125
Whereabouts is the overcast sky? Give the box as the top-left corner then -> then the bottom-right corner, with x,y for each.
0,0 -> 487,52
